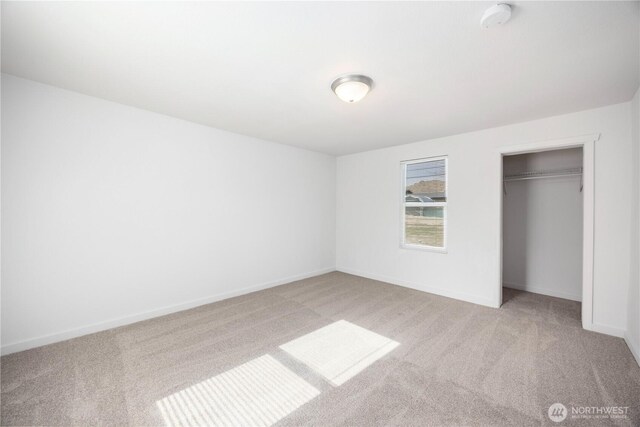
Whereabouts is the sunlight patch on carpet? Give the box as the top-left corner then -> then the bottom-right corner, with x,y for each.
156,354 -> 319,427
280,320 -> 399,386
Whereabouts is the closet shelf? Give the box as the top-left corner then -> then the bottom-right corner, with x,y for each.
503,167 -> 583,182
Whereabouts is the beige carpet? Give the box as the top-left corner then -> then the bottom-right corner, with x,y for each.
2,272 -> 639,426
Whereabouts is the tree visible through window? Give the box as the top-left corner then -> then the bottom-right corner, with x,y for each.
402,157 -> 447,249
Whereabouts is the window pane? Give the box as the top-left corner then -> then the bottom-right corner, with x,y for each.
405,159 -> 446,203
405,206 -> 444,247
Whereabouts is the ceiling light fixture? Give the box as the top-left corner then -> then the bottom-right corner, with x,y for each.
331,74 -> 373,103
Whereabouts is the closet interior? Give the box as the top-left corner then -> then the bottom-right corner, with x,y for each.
502,147 -> 584,303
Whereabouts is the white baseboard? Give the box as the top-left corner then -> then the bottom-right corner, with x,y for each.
336,267 -> 497,308
503,282 -> 582,302
1,267 -> 335,356
589,322 -> 626,338
624,334 -> 640,367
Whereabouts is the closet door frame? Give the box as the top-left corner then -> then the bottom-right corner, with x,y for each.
497,133 -> 599,332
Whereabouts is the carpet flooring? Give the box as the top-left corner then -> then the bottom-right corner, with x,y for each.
2,272 -> 639,426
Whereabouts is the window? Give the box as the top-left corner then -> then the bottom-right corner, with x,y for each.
401,157 -> 447,250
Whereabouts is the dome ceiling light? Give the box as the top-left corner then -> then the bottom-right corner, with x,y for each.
331,74 -> 373,103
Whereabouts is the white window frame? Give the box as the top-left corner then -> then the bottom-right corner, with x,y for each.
400,156 -> 448,253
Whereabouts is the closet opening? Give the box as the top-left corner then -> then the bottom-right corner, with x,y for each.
501,147 -> 584,319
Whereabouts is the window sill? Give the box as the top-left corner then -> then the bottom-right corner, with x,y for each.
400,244 -> 448,254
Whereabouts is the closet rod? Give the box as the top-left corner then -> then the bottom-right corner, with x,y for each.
503,167 -> 583,182
503,172 -> 582,182
503,167 -> 583,195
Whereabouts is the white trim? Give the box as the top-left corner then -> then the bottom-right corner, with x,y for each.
589,322 -> 625,338
405,202 -> 447,207
581,138 -> 596,331
497,134 -> 600,155
400,155 -> 448,252
497,133 -> 599,332
0,267 -> 335,355
503,282 -> 581,302
624,334 -> 640,367
401,155 -> 448,166
400,244 -> 448,254
337,267 -> 497,308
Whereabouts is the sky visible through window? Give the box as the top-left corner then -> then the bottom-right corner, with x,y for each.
406,159 -> 446,187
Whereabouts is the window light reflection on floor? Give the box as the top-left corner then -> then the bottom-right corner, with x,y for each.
156,354 -> 320,427
280,320 -> 400,386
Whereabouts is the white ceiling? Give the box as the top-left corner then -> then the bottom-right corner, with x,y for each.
2,1 -> 639,155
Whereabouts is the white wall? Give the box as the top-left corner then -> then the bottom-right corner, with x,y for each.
627,87 -> 640,365
3,72 -> 637,354
502,149 -> 583,301
337,102 -> 632,336
1,74 -> 336,354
